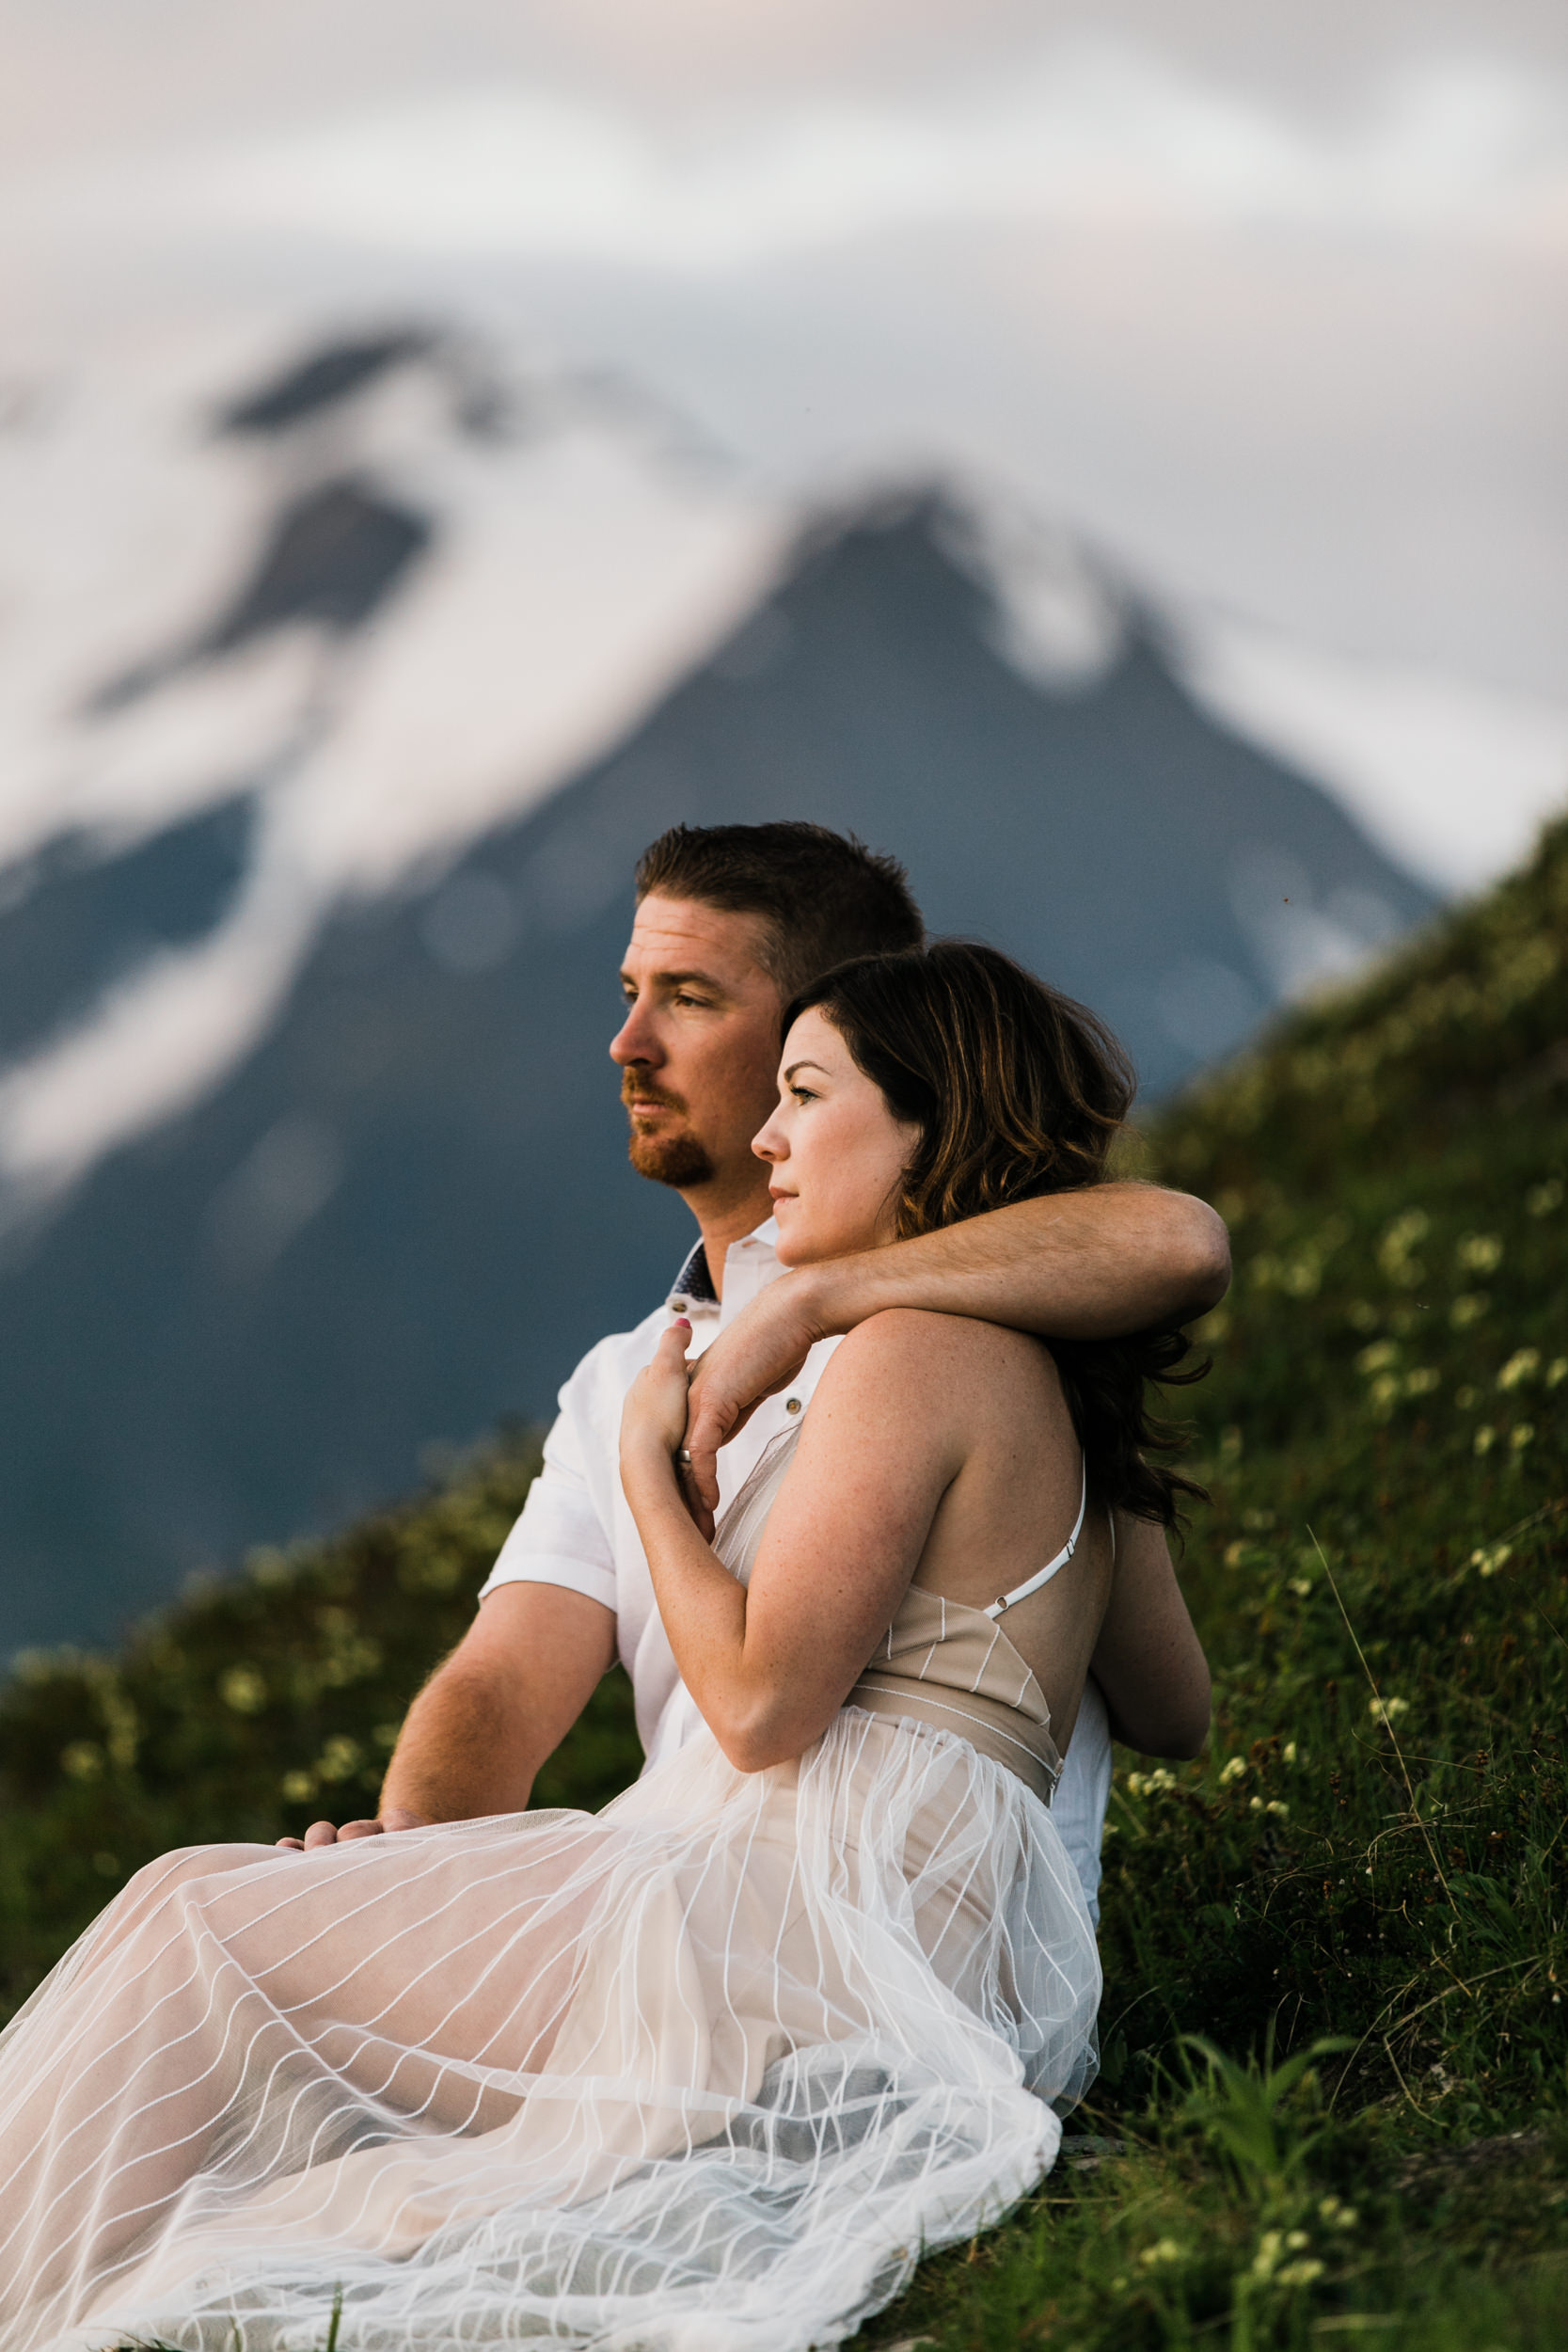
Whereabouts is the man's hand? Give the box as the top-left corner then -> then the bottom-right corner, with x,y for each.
683,1272 -> 827,1514
276,1805 -> 427,1852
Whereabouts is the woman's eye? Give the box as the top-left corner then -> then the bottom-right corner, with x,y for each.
790,1084 -> 817,1104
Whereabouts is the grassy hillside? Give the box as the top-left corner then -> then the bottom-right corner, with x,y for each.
3,818 -> 1566,2346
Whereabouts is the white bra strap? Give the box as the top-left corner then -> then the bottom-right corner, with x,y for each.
985,1459 -> 1089,1619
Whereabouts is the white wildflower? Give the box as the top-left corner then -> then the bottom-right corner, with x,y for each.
1137,2238 -> 1184,2269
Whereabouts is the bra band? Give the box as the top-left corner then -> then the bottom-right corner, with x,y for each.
983,1459 -> 1088,1619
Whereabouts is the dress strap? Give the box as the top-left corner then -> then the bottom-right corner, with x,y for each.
983,1459 -> 1088,1618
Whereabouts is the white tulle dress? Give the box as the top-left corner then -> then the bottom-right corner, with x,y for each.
0,1432 -> 1101,2352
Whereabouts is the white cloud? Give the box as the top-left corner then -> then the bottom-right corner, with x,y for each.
173,47 -> 1568,270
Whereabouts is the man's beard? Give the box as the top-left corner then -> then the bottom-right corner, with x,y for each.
622,1075 -> 716,1189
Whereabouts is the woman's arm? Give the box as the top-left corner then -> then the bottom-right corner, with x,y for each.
620,1314 -> 961,1772
1090,1514 -> 1212,1759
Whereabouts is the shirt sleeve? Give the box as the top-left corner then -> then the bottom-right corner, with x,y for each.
476,1390 -> 617,1614
1052,1675 -> 1112,1930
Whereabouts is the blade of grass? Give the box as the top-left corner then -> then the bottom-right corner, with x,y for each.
1307,1526 -> 1462,1931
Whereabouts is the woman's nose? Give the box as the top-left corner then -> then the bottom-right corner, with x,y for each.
752,1116 -> 784,1163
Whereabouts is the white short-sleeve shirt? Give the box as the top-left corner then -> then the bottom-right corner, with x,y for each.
479,1218 -> 1113,1923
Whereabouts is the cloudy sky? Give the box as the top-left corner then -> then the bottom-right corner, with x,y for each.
1,0 -> 1564,906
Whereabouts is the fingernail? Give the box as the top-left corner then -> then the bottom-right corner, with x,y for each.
673,1317 -> 690,1330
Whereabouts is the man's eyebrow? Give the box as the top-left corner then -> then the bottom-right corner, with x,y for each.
621,965 -> 734,994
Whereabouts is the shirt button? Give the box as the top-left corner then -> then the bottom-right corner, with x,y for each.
785,1397 -> 801,1415
670,1298 -> 688,1313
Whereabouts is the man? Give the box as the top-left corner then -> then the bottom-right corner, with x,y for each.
293,823 -> 1228,1918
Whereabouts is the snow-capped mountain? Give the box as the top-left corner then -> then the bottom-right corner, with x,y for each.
0,326 -> 792,1225
0,324 -> 1448,1654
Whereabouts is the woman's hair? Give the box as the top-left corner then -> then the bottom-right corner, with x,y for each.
784,942 -> 1207,1527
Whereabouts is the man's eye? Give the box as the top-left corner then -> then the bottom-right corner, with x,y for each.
673,992 -> 712,1009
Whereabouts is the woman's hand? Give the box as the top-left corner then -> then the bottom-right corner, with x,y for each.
680,1270 -> 829,1516
620,1319 -> 694,1493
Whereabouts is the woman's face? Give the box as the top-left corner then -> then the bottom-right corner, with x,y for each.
752,1007 -> 922,1265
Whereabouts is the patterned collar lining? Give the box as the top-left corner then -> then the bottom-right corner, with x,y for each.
667,1238 -> 719,1310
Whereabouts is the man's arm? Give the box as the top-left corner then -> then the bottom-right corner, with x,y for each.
382,1583 -> 616,1817
682,1184 -> 1229,1512
279,1585 -> 615,1850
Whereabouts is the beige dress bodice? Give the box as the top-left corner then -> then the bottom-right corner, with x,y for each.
847,1591 -> 1063,1806
716,1423 -> 1090,1810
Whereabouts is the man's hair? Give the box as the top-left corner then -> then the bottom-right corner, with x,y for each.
634,822 -> 924,1000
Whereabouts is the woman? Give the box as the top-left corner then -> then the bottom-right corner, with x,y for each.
0,945 -> 1210,2352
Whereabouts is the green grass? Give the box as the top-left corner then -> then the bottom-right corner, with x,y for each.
5,818 -> 1568,2346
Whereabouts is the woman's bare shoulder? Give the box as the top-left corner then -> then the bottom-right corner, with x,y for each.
817,1310 -> 1059,1412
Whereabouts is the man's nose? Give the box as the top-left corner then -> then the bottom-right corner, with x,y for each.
610,1002 -> 660,1067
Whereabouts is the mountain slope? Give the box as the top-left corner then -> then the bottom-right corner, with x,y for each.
0,494 -> 1434,1651
0,799 -> 253,1066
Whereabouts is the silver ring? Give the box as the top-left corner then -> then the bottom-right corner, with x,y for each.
677,1448 -> 693,1465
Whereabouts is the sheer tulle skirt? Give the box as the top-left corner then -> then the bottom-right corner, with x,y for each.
0,1708 -> 1100,2351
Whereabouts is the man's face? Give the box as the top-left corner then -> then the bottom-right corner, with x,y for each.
611,895 -> 786,1198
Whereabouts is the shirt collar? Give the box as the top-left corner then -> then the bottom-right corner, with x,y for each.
665,1217 -> 782,1318
666,1238 -> 718,1311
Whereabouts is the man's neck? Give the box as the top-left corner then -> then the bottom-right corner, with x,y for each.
681,1179 -> 775,1302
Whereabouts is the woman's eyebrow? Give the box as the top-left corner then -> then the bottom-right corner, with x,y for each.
782,1058 -> 831,1082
